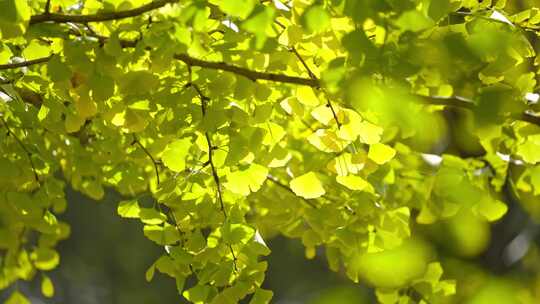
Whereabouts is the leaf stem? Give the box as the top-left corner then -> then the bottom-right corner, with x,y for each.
185,67 -> 239,272
131,134 -> 160,186
1,118 -> 39,183
266,174 -> 318,209
289,47 -> 342,128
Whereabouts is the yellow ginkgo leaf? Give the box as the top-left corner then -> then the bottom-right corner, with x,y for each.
336,175 -> 373,192
290,172 -> 325,199
296,86 -> 320,106
368,143 -> 396,165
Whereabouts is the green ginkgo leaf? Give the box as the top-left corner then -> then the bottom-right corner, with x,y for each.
242,6 -> 275,35
249,288 -> 273,304
225,164 -> 268,195
216,0 -> 256,19
117,199 -> 140,218
5,291 -> 30,304
143,224 -> 181,245
140,208 -> 167,225
475,196 -> 508,222
302,5 -> 330,33
22,40 -> 50,60
162,138 -> 192,172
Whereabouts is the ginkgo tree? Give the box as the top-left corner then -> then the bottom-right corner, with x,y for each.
2,0 -> 540,303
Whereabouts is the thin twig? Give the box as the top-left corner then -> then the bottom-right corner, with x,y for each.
266,174 -> 318,209
186,69 -> 238,273
290,47 -> 317,80
290,47 -> 342,128
1,118 -> 39,183
228,245 -> 239,272
131,134 -> 160,185
326,97 -> 342,129
44,0 -> 52,14
186,81 -> 226,217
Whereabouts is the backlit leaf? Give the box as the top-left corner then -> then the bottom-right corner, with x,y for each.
290,172 -> 325,199
162,138 -> 192,172
368,143 -> 396,165
117,199 -> 141,218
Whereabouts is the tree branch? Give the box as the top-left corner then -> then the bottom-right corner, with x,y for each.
29,0 -> 179,25
0,55 -> 54,70
420,95 -> 540,126
173,54 -> 319,87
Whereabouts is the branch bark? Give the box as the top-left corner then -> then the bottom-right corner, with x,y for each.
29,0 -> 178,25
173,54 -> 319,86
0,55 -> 54,70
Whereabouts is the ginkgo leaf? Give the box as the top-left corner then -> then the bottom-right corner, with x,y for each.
311,105 -> 335,125
302,5 -> 330,33
41,275 -> 54,298
474,196 -> 508,222
183,284 -> 212,303
143,224 -> 180,245
31,247 -> 60,271
5,291 -> 30,304
358,121 -> 383,144
290,172 -> 325,199
162,138 -> 192,172
396,10 -> 435,32
308,129 -> 347,153
261,122 -> 286,146
336,109 -> 363,141
216,0 -> 256,19
145,263 -> 156,282
222,222 -> 255,244
296,86 -> 320,106
117,199 -> 140,218
224,164 -> 268,195
368,143 -> 396,165
517,135 -> 540,164
64,112 -> 85,133
336,175 -> 373,192
22,40 -> 50,60
140,208 -> 167,225
249,288 -> 273,304
242,5 -> 275,36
